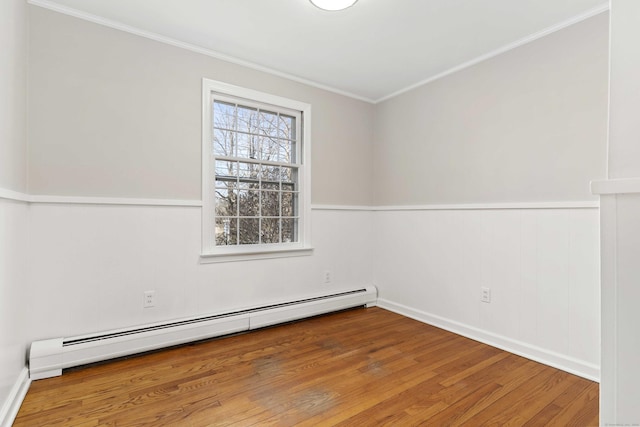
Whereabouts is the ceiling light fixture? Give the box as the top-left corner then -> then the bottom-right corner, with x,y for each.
309,0 -> 358,11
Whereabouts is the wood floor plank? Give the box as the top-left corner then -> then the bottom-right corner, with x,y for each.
414,381 -> 504,426
522,377 -> 589,427
15,307 -> 599,426
459,369 -> 572,426
429,358 -> 544,425
545,382 -> 600,426
438,349 -> 510,387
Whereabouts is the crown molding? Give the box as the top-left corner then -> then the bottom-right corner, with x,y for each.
375,3 -> 610,103
28,0 -> 608,105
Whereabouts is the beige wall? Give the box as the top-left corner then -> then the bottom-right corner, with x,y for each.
373,13 -> 609,206
608,1 -> 640,179
28,6 -> 609,207
28,7 -> 374,205
0,0 -> 29,419
0,0 -> 28,192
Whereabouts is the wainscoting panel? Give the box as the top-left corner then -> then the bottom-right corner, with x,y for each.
0,198 -> 30,426
373,207 -> 600,379
26,205 -> 374,343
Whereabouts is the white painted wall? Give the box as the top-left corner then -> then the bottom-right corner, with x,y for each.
374,207 -> 600,379
26,206 -> 372,341
596,0 -> 640,423
0,0 -> 29,423
370,8 -> 606,382
0,199 -> 30,423
607,195 -> 640,421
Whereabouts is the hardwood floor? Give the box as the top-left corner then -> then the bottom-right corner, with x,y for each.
15,307 -> 599,426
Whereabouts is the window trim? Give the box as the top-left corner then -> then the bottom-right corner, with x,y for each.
201,79 -> 312,261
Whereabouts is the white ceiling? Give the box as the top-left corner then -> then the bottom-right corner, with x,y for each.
31,0 -> 608,103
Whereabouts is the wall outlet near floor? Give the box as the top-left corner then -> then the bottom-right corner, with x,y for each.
481,287 -> 491,303
144,290 -> 156,308
323,270 -> 332,284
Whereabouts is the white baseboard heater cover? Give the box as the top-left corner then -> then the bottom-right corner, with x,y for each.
29,285 -> 377,380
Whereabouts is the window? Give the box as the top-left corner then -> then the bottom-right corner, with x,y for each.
201,79 -> 312,261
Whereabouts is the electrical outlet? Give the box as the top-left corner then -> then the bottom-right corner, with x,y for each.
144,290 -> 156,308
323,270 -> 332,284
481,287 -> 491,303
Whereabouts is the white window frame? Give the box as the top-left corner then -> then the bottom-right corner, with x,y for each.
201,79 -> 312,262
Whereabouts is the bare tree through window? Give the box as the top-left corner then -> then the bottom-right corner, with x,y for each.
212,99 -> 299,246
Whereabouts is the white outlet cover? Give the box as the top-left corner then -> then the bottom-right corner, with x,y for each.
481,287 -> 491,303
324,271 -> 332,283
144,290 -> 156,308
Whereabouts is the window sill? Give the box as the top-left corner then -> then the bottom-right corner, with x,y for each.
200,246 -> 314,263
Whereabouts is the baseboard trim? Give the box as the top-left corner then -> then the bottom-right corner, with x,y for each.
377,298 -> 600,382
0,367 -> 31,427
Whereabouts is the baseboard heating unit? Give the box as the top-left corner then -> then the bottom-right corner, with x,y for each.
29,285 -> 377,380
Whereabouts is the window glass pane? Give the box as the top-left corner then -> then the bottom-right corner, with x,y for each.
236,133 -> 258,160
278,115 -> 295,140
236,133 -> 254,159
213,101 -> 235,131
282,183 -> 295,192
281,166 -> 297,184
213,129 -> 235,157
209,91 -> 304,251
259,136 -> 279,162
282,192 -> 297,217
282,218 -> 297,243
238,190 -> 259,216
260,165 -> 280,183
239,218 -> 260,244
215,217 -> 237,246
215,188 -> 237,217
259,110 -> 279,137
237,106 -> 258,134
278,139 -> 294,164
238,162 -> 260,182
215,160 -> 236,179
261,181 -> 279,191
261,218 -> 280,244
261,191 -> 279,217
